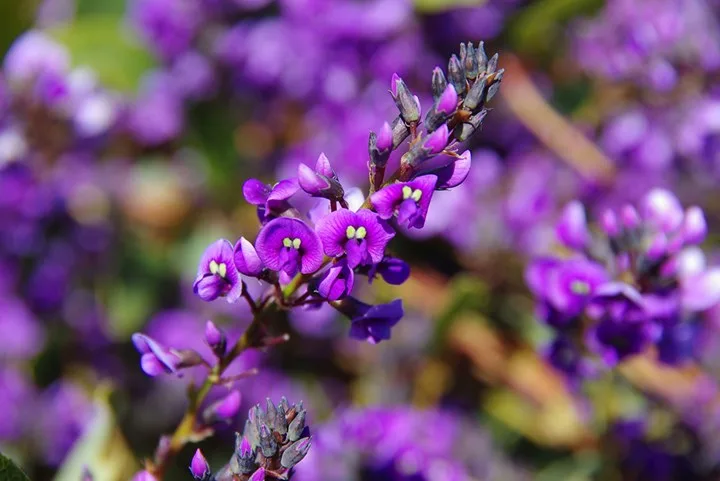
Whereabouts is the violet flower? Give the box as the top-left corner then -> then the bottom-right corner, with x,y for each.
243,178 -> 299,223
364,256 -> 411,285
255,217 -> 324,279
131,333 -> 182,376
333,297 -> 404,344
316,208 -> 395,268
370,175 -> 437,229
233,236 -> 264,277
317,260 -> 354,300
193,239 -> 242,303
190,449 -> 212,480
297,153 -> 344,201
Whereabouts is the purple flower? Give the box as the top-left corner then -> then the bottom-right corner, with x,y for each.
233,236 -> 264,277
556,201 -> 590,250
203,390 -> 242,423
365,256 -> 411,285
3,30 -> 69,85
255,217 -> 324,278
243,178 -> 299,222
370,175 -> 437,229
543,259 -> 609,318
427,150 -> 472,190
318,260 -> 354,300
193,239 -> 242,303
334,297 -> 404,344
297,153 -> 344,200
130,0 -> 200,60
132,333 -> 182,376
190,449 -> 211,480
316,208 -> 394,268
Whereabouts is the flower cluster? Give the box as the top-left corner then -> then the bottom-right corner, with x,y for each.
293,406 -> 527,481
190,42 -> 503,344
190,398 -> 311,481
526,188 -> 718,382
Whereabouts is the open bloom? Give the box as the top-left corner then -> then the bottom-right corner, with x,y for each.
316,208 -> 394,268
371,175 -> 437,229
333,297 -> 404,344
193,239 -> 242,302
255,217 -> 324,279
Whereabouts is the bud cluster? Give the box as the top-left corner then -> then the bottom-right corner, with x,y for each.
198,398 -> 311,481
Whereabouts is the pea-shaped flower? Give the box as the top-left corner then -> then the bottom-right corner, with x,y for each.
255,217 -> 324,278
316,208 -> 394,268
193,239 -> 242,302
370,174 -> 437,229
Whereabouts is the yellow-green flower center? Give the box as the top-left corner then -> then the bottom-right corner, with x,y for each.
402,185 -> 422,202
570,280 -> 590,295
209,260 -> 227,278
283,237 -> 302,249
346,225 -> 367,240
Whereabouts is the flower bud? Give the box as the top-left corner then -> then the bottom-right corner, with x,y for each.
487,53 -> 499,74
642,188 -> 683,233
234,237 -> 264,277
280,437 -> 312,469
600,209 -> 620,237
248,467 -> 266,481
390,73 -> 419,123
390,116 -> 409,149
258,423 -> 278,457
682,206 -> 707,245
556,201 -> 589,250
369,131 -> 390,169
314,152 -> 336,179
377,121 -> 393,152
297,163 -> 344,200
447,55 -> 466,95
231,435 -> 257,474
431,66 -> 447,100
265,398 -> 278,430
463,75 -> 487,111
287,409 -> 306,442
205,320 -> 226,357
621,205 -> 641,230
424,85 -> 458,132
464,42 -> 479,80
275,403 -> 288,435
453,109 -> 487,141
422,124 -> 449,155
477,41 -> 489,72
645,232 -> 668,261
189,449 -> 211,480
486,69 -> 503,102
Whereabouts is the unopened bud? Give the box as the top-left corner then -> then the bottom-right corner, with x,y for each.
431,67 -> 447,100
487,53 -> 499,74
280,437 -> 312,469
422,124 -> 449,155
486,69 -> 503,102
205,320 -> 226,357
258,424 -> 278,457
297,163 -> 344,200
447,55 -> 466,95
425,85 -> 458,132
248,467 -> 265,481
454,109 -> 487,141
464,42 -> 479,80
231,435 -> 256,474
390,116 -> 410,149
390,73 -> 420,123
477,41 -> 488,72
463,76 -> 487,111
190,449 -> 211,481
287,409 -> 306,442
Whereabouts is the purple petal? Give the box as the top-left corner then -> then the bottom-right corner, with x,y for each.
267,178 -> 299,209
556,201 -> 589,250
377,122 -> 393,151
345,239 -> 368,268
215,390 -> 242,419
190,449 -> 210,479
524,257 -> 559,297
681,206 -> 707,245
376,257 -> 410,285
316,209 -> 357,257
436,84 -> 458,115
193,274 -> 227,302
356,209 -> 394,263
433,150 -> 471,190
140,353 -> 167,376
318,262 -> 354,300
234,237 -> 264,276
196,239 -> 233,278
315,152 -> 335,178
298,163 -> 330,196
407,174 -> 437,228
396,199 -> 419,227
642,188 -> 683,233
243,178 -> 270,205
370,182 -> 404,219
255,217 -> 323,275
423,124 -> 449,154
682,268 -> 720,311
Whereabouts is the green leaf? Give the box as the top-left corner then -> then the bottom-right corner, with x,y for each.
49,15 -> 156,93
0,452 -> 31,481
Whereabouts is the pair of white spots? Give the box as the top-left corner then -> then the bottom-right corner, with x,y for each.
283,237 -> 303,250
401,185 -> 423,203
209,260 -> 228,278
346,225 -> 367,240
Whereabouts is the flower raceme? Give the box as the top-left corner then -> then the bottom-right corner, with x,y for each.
159,41 -> 502,345
526,188 -> 718,383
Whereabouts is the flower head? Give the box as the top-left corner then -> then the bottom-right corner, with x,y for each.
193,239 -> 242,302
370,175 -> 437,229
316,208 -> 394,268
334,297 -> 404,344
243,178 -> 299,223
255,218 -> 324,279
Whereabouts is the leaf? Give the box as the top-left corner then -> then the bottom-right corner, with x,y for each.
49,15 -> 156,93
0,453 -> 30,481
